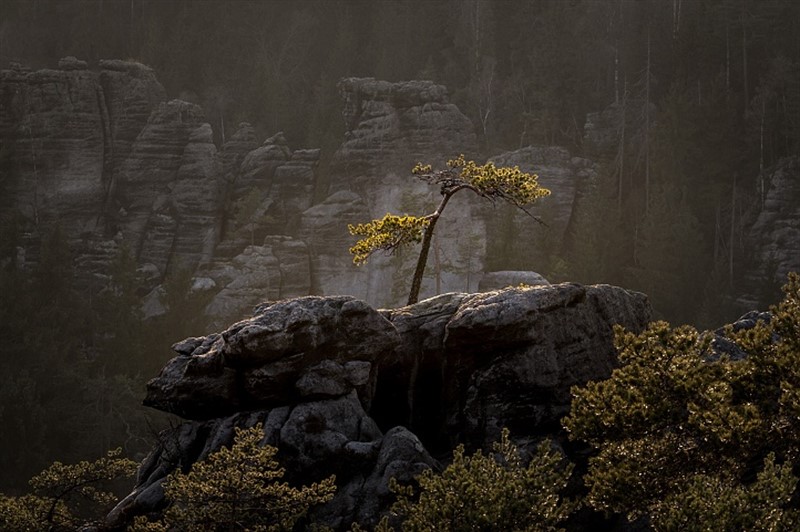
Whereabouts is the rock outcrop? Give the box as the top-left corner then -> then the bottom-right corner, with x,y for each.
313,78 -> 598,308
308,78 -> 486,307
111,282 -> 651,529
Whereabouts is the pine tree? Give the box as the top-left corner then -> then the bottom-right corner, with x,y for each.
348,155 -> 549,304
564,273 -> 800,524
157,426 -> 336,531
0,448 -> 137,531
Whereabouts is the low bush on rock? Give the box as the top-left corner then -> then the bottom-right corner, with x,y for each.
135,426 -> 336,531
384,428 -> 576,532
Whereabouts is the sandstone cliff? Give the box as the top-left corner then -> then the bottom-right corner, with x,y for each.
2,60 -> 602,323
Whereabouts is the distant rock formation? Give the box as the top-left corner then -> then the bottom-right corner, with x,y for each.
0,58 -> 320,325
109,282 -> 651,529
331,77 -> 478,191
0,59 -> 607,321
740,156 -> 800,306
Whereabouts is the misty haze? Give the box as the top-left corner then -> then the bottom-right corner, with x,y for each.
1,0 -> 799,530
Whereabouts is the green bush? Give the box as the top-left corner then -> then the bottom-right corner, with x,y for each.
388,428 -> 575,532
564,272 -> 800,525
0,448 -> 137,531
156,426 -> 336,531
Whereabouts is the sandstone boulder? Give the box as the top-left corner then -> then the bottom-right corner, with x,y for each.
144,295 -> 400,419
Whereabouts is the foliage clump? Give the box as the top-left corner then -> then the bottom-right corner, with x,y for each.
349,155 -> 549,304
148,426 -> 336,531
652,453 -> 798,531
348,214 -> 430,266
387,428 -> 575,531
563,272 -> 800,527
0,448 -> 137,531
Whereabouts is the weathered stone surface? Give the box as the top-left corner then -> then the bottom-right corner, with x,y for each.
222,296 -> 398,367
97,59 -> 168,209
1,61 -> 107,234
447,284 -> 650,447
1,59 -> 323,314
375,283 -> 651,451
142,336 -> 240,419
299,191 -> 372,297
220,122 -> 258,183
202,236 -> 311,326
290,360 -> 375,406
312,425 -> 439,529
123,282 -> 652,529
144,295 -> 398,418
215,131 -> 319,259
330,78 -> 477,191
478,270 -> 550,291
304,78 -> 486,308
488,145 -> 598,267
1,61 -> 600,320
373,292 -> 471,447
115,99 -> 221,275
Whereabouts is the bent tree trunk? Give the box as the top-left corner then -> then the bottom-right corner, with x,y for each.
407,191 -> 454,305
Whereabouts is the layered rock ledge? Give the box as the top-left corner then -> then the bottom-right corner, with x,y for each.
111,282 -> 651,529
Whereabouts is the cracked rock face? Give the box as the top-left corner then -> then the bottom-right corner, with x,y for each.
1,59 -> 320,312
2,61 -> 601,317
120,283 -> 651,530
144,295 -> 399,419
376,283 -> 651,451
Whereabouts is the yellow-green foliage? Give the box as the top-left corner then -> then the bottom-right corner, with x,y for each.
441,154 -> 551,206
652,453 -> 798,531
350,156 -> 550,267
564,272 -> 800,525
348,214 -> 430,265
388,428 -> 575,532
0,448 -> 137,531
158,426 -> 336,531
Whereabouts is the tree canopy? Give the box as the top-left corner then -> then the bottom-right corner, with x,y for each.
349,155 -> 549,304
